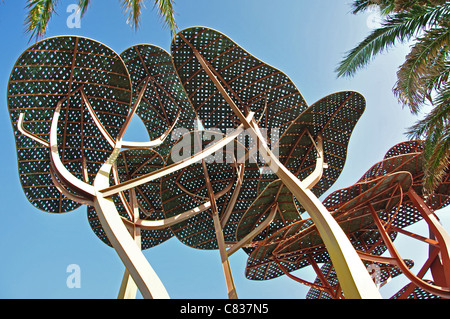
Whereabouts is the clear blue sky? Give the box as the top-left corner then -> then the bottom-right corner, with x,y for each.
0,0 -> 448,299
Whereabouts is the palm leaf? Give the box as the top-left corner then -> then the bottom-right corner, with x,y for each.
394,25 -> 450,113
423,125 -> 450,193
77,0 -> 91,17
154,0 -> 177,35
351,0 -> 396,15
408,84 -> 450,193
336,4 -> 449,77
25,0 -> 59,40
120,0 -> 143,29
120,0 -> 177,34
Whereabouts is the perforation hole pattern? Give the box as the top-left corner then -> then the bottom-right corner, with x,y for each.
87,148 -> 173,250
262,91 -> 366,200
8,36 -> 131,213
171,27 -> 307,136
160,131 -> 261,249
120,44 -> 196,159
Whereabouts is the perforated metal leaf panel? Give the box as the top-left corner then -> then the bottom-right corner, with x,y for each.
171,27 -> 307,135
244,173 -> 410,281
382,141 -> 450,210
260,91 -> 366,198
326,172 -> 412,216
326,172 -> 412,234
236,179 -> 302,243
275,173 -> 410,257
7,36 -> 131,213
160,130 -> 260,249
391,280 -> 442,299
120,44 -> 196,159
306,258 -> 414,299
359,152 -> 450,226
384,140 -> 424,159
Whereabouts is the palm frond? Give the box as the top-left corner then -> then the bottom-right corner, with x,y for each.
407,87 -> 450,139
25,0 -> 60,41
119,0 -> 177,34
77,0 -> 91,17
154,0 -> 177,35
120,0 -> 143,30
422,126 -> 450,194
351,0 -> 396,15
394,25 -> 450,113
407,84 -> 450,193
337,4 -> 449,77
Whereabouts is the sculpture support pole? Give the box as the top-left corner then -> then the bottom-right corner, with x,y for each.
255,131 -> 381,298
118,188 -> 141,299
118,269 -> 139,299
211,209 -> 239,299
200,157 -> 238,299
93,144 -> 170,299
190,47 -> 382,299
407,189 -> 450,287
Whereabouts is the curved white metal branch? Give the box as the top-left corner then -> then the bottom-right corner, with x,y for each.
79,89 -> 116,148
49,161 -> 94,206
188,45 -> 381,298
130,168 -> 234,231
99,112 -> 255,198
17,113 -> 50,147
302,134 -> 327,190
120,109 -> 181,149
125,201 -> 212,230
221,163 -> 245,228
50,96 -> 96,200
117,77 -> 150,141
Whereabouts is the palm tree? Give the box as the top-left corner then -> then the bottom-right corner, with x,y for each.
337,0 -> 450,194
24,0 -> 177,40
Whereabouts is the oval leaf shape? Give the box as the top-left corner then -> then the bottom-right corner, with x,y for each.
7,36 -> 132,213
120,44 -> 196,159
171,26 -> 307,135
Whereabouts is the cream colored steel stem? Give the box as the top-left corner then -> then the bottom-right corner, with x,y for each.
302,134 -> 326,189
221,163 -> 245,228
191,47 -> 382,299
117,188 -> 141,299
124,182 -> 233,231
211,205 -> 239,299
50,95 -> 96,199
251,123 -> 381,299
117,77 -> 150,141
17,113 -> 50,147
93,143 -> 170,299
118,269 -> 138,299
225,135 -> 323,255
200,145 -> 238,299
122,200 -> 211,231
99,114 -> 254,197
79,89 -> 116,148
48,90 -> 169,299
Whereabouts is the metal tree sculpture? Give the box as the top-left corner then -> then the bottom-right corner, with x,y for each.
8,28 -> 386,299
7,37 -> 185,299
167,26 -> 380,299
